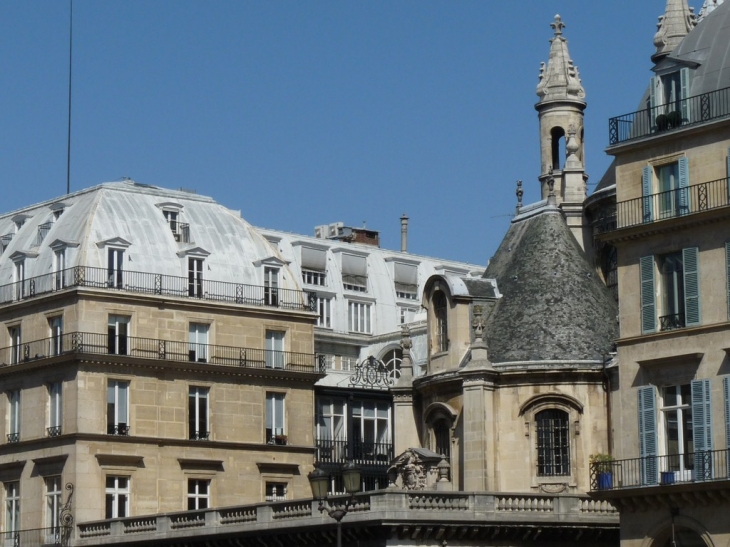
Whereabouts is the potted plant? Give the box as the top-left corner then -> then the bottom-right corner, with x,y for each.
590,453 -> 615,490
655,113 -> 670,131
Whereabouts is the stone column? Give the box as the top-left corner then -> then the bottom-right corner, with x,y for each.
391,326 -> 420,455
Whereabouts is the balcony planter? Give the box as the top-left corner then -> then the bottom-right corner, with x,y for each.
667,110 -> 682,128
590,453 -> 615,490
598,472 -> 613,490
655,114 -> 670,132
660,471 -> 675,485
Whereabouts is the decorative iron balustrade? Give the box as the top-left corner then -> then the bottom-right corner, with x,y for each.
107,424 -> 130,436
659,313 -> 685,331
189,431 -> 210,441
6,432 -> 19,443
593,176 -> 730,235
0,265 -> 316,312
0,332 -> 320,374
0,526 -> 68,547
590,448 -> 729,491
349,356 -> 396,389
609,85 -> 730,144
47,426 -> 62,437
315,439 -> 394,465
171,222 -> 191,243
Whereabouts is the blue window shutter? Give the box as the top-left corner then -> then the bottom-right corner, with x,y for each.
726,148 -> 730,203
640,256 -> 656,333
677,157 -> 690,215
682,247 -> 700,326
642,166 -> 654,223
638,386 -> 657,485
680,67 -> 691,122
692,379 -> 713,480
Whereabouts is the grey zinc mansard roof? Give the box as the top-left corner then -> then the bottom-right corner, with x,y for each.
483,206 -> 617,364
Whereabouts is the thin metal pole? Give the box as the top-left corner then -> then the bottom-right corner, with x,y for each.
66,0 -> 74,194
337,519 -> 341,547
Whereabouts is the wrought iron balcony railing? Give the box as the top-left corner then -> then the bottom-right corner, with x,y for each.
0,526 -> 68,547
6,432 -> 19,443
659,313 -> 685,331
0,332 -> 320,373
107,424 -> 130,436
190,431 -> 210,441
590,448 -> 729,491
593,176 -> 730,235
0,265 -> 316,312
609,85 -> 730,144
315,439 -> 394,465
47,426 -> 62,437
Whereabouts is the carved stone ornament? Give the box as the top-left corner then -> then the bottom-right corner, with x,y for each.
472,305 -> 485,341
539,482 -> 568,494
515,180 -> 523,211
400,324 -> 412,351
388,449 -> 428,490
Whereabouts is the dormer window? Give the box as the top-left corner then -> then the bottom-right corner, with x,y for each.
650,67 -> 690,130
188,258 -> 204,297
156,202 -> 189,243
12,215 -> 29,234
97,238 -> 132,290
264,267 -> 279,306
434,291 -> 449,353
50,202 -> 67,221
299,246 -> 327,286
393,261 -> 418,300
341,253 -> 368,292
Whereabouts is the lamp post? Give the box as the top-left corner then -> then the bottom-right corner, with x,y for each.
308,461 -> 361,547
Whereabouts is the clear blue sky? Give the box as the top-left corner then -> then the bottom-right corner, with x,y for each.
0,1 -> 674,265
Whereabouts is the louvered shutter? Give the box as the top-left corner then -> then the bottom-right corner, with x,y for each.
640,256 -> 656,333
680,67 -> 691,122
638,386 -> 658,485
677,157 -> 690,215
726,148 -> 730,203
683,247 -> 700,327
642,166 -> 654,223
692,379 -> 713,480
724,377 -> 730,477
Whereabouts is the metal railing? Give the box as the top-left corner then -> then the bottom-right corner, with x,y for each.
593,176 -> 730,235
0,332 -> 320,373
0,265 -> 316,312
6,432 -> 19,443
47,426 -> 62,437
171,222 -> 191,243
659,313 -> 685,331
590,448 -> 729,491
315,439 -> 393,465
0,526 -> 67,546
609,85 -> 730,144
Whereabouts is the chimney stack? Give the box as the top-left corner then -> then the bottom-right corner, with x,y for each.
400,214 -> 409,253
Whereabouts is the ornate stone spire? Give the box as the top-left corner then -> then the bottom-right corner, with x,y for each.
536,15 -> 585,104
653,0 -> 696,63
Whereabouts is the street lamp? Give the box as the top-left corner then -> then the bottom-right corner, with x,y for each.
308,461 -> 361,547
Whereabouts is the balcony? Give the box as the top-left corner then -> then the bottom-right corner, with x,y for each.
0,527 -> 67,547
0,265 -> 316,312
590,448 -> 729,492
609,85 -> 730,145
593,176 -> 730,235
316,439 -> 393,465
0,332 -> 321,374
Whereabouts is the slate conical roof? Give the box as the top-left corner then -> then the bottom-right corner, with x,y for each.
484,206 -> 617,363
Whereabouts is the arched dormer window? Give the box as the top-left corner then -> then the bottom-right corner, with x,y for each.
434,291 -> 448,353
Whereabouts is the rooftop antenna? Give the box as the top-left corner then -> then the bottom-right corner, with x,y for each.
66,0 -> 74,194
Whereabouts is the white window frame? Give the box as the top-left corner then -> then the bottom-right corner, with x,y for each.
4,481 -> 20,533
315,296 -> 332,328
188,323 -> 209,363
659,384 -> 694,479
107,380 -> 129,436
399,306 -> 419,325
266,392 -> 286,444
265,482 -> 288,502
105,476 -> 130,519
265,330 -> 285,369
48,382 -> 62,436
8,325 -> 21,365
351,400 -> 391,458
107,248 -> 124,289
188,257 -> 204,297
7,390 -> 20,443
49,316 -> 63,356
187,479 -> 209,510
188,387 -> 210,441
302,269 -> 326,286
13,260 -> 24,300
264,267 -> 279,306
53,248 -> 66,290
45,476 -> 62,530
107,315 -> 130,356
348,301 -> 372,334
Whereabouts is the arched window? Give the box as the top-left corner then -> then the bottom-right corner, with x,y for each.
550,127 -> 566,170
658,527 -> 706,547
433,420 -> 451,459
381,348 -> 402,381
434,291 -> 448,353
536,409 -> 570,476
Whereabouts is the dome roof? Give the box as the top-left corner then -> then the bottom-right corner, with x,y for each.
669,0 -> 730,95
483,207 -> 617,363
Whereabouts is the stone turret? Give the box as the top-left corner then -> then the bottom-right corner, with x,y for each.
535,15 -> 588,249
652,0 -> 696,63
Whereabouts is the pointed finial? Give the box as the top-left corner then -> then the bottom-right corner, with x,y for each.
515,180 -> 523,213
551,14 -> 565,36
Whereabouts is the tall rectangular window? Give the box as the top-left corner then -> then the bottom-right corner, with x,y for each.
661,384 -> 694,476
188,258 -> 203,297
187,480 -> 209,510
342,254 -> 368,292
45,476 -> 62,531
8,325 -> 21,365
13,260 -> 25,300
53,248 -> 66,290
188,323 -> 209,363
105,476 -> 129,519
348,301 -> 371,334
107,315 -> 130,355
265,330 -> 285,369
163,210 -> 178,233
107,380 -> 129,436
264,267 -> 279,306
266,392 -> 285,444
188,387 -> 209,441
7,390 -> 20,443
48,382 -> 62,437
49,316 -> 63,356
351,400 -> 390,459
4,481 -> 19,533
316,398 -> 346,461
315,296 -> 332,328
536,409 -> 570,476
107,248 -> 124,289
300,246 -> 327,286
